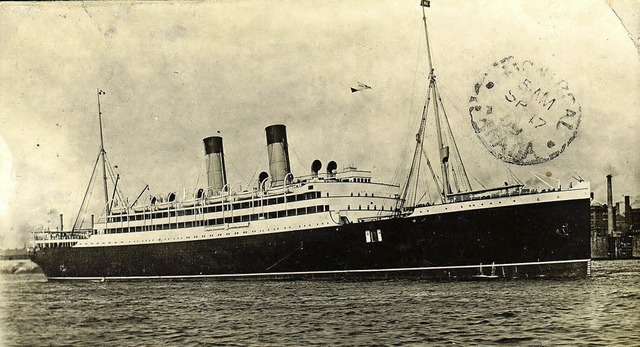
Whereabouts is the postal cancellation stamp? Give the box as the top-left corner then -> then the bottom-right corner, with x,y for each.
469,56 -> 582,165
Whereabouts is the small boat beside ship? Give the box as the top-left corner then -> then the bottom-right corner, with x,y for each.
29,4 -> 591,281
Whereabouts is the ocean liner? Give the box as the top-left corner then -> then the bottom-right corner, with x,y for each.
29,4 -> 591,281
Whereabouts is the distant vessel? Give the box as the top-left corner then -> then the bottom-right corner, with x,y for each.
29,4 -> 591,281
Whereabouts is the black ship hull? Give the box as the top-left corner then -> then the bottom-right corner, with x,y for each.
31,198 -> 591,281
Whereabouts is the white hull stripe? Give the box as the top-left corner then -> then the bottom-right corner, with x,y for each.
47,259 -> 591,281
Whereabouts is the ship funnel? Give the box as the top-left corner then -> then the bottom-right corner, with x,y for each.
265,124 -> 291,186
203,136 -> 228,195
606,174 -> 614,235
327,161 -> 337,178
311,160 -> 322,178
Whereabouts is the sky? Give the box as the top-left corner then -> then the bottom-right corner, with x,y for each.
0,0 -> 639,248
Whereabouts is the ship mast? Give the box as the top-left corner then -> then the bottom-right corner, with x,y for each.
398,2 -> 471,212
97,89 -> 110,215
422,4 -> 452,198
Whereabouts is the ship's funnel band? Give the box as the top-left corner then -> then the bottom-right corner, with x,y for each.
203,136 -> 227,195
204,136 -> 224,155
265,125 -> 291,186
265,124 -> 288,145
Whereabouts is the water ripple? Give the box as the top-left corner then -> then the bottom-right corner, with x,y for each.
1,260 -> 639,346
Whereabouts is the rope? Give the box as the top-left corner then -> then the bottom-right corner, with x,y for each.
434,82 -> 472,192
72,152 -> 101,231
223,153 -> 248,188
288,141 -> 310,176
246,145 -> 267,190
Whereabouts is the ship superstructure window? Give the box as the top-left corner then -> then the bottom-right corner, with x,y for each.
105,191 -> 322,224
102,204 -> 330,234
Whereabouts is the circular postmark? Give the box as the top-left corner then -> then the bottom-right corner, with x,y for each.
469,56 -> 581,165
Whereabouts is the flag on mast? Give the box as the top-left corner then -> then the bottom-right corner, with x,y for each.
421,0 -> 430,7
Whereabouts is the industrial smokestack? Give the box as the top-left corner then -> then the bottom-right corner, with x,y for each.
625,195 -> 631,230
60,214 -> 64,232
607,174 -> 614,235
265,124 -> 291,186
203,136 -> 228,195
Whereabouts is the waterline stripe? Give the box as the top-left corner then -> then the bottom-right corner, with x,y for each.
47,259 -> 591,281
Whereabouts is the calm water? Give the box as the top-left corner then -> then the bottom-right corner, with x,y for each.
1,260 -> 639,346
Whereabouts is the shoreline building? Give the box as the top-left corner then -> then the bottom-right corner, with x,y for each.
590,175 -> 640,259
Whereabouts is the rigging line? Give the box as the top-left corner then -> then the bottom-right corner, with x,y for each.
402,69 -> 435,205
504,163 -> 523,186
416,192 -> 429,207
398,8 -> 440,213
401,107 -> 425,209
415,154 -> 434,206
406,93 -> 432,208
431,80 -> 451,197
110,173 -> 120,211
392,28 -> 427,186
416,169 -> 434,206
184,155 -> 205,198
105,161 -> 118,205
411,105 -> 429,207
246,145 -> 267,190
265,244 -> 303,271
438,83 -> 504,190
570,167 -> 584,182
71,107 -> 100,215
470,174 -> 487,190
412,150 -> 423,208
72,152 -> 101,231
104,154 -> 126,206
422,5 -> 435,74
393,11 -> 433,190
75,178 -> 96,229
421,146 -> 443,203
451,167 -> 459,193
433,82 -> 472,191
436,83 -> 475,189
543,158 -> 578,186
79,178 -> 97,229
192,161 -> 203,198
551,157 -> 584,182
288,141 -> 310,176
110,157 -> 136,204
104,155 -> 121,200
223,153 -> 248,188
97,89 -> 110,212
